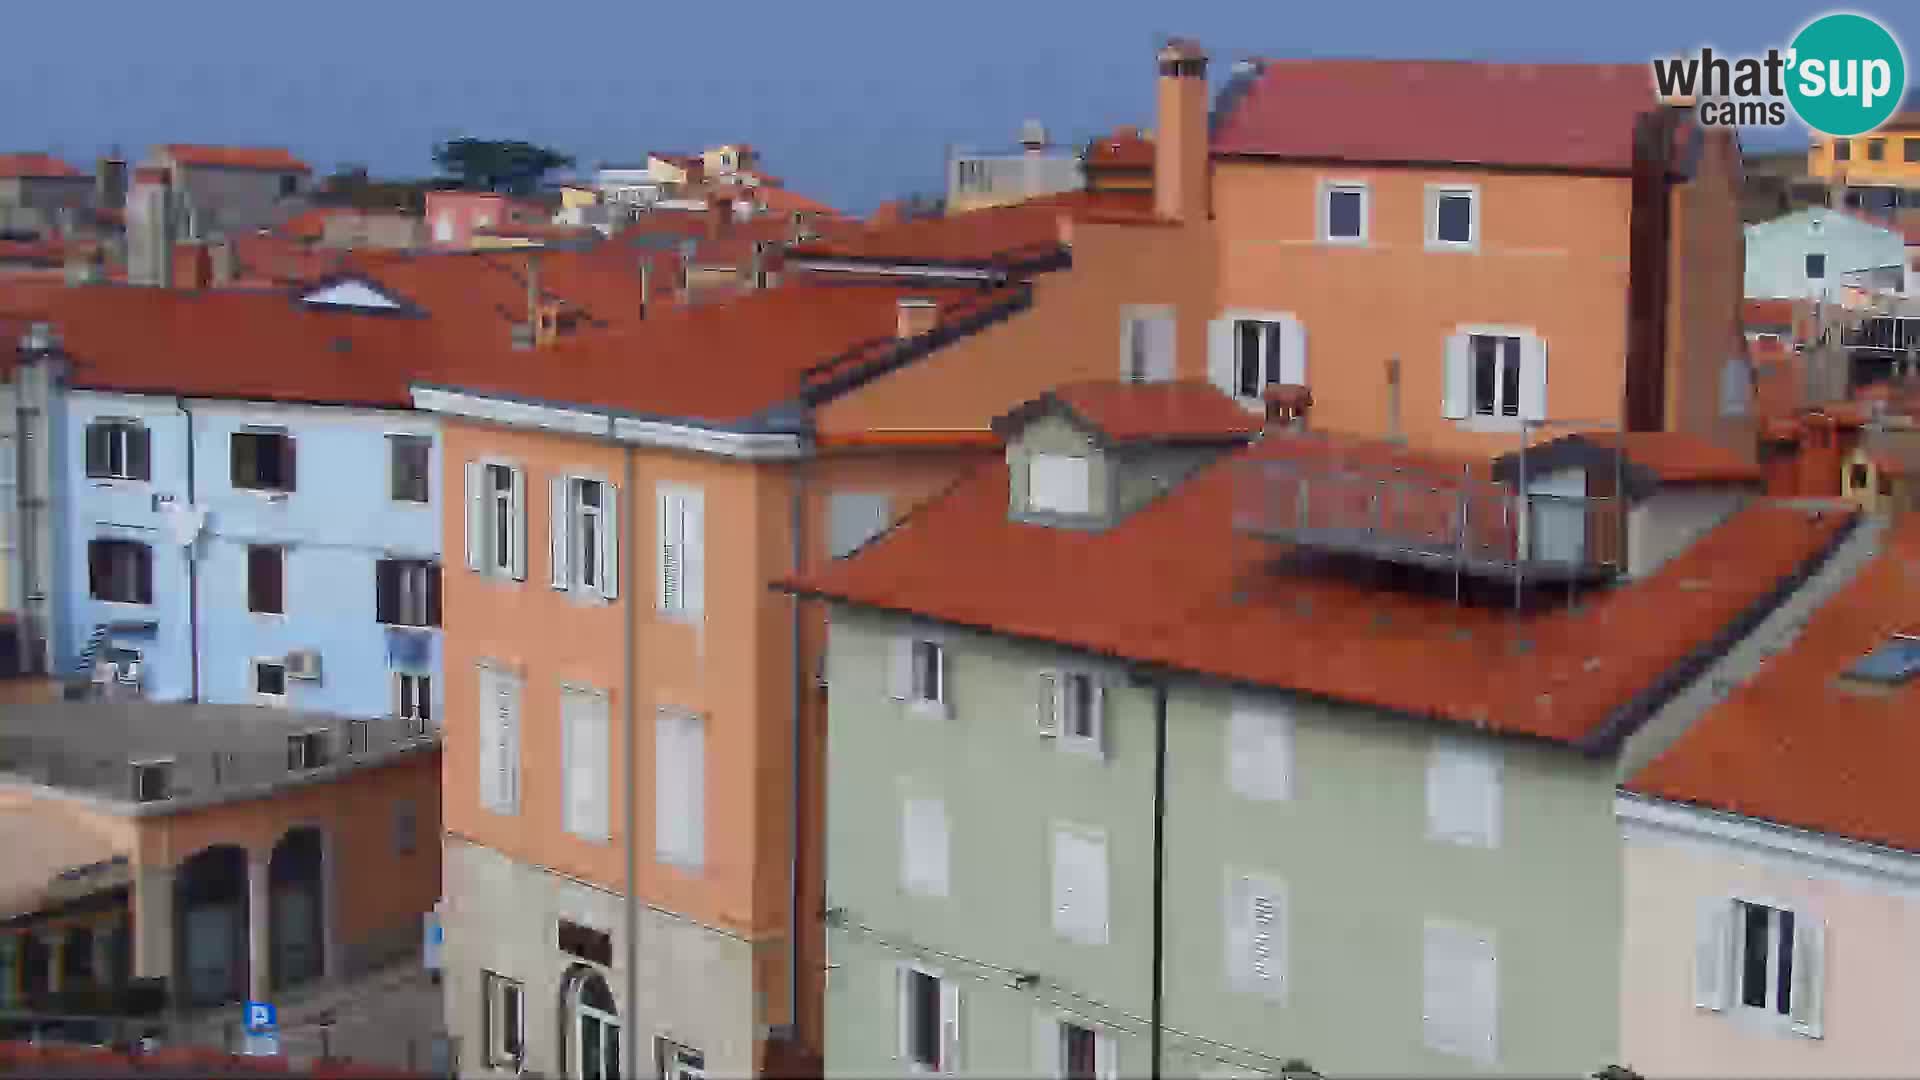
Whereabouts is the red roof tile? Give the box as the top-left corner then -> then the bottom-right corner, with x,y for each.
159,144 -> 311,173
1212,60 -> 1657,171
422,282 -> 1010,424
1085,127 -> 1154,170
1629,517 -> 1920,851
791,191 -> 1156,265
787,437 -> 1852,746
1584,431 -> 1764,486
1037,380 -> 1263,444
754,186 -> 842,218
1743,298 -> 1797,329
0,152 -> 84,179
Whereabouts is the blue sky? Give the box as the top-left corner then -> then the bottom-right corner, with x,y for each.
4,1 -> 1914,213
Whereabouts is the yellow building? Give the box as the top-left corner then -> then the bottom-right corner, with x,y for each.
1807,97 -> 1920,190
558,185 -> 599,210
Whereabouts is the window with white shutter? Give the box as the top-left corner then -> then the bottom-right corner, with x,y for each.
1026,455 -> 1090,515
829,492 -> 893,559
1050,825 -> 1109,946
1226,694 -> 1294,802
1426,736 -> 1502,848
658,485 -> 705,617
901,796 -> 950,898
1445,327 -> 1545,426
1695,897 -> 1826,1037
1224,871 -> 1288,1001
655,708 -> 705,869
1422,920 -> 1497,1065
469,462 -> 526,579
477,665 -> 522,815
555,476 -> 618,598
562,686 -> 611,841
1120,306 -> 1176,383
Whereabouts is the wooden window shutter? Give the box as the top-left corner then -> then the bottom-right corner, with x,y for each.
888,636 -> 912,701
550,475 -> 571,590
1035,670 -> 1060,737
658,490 -> 681,611
1790,915 -> 1826,1037
938,978 -> 960,1073
136,544 -> 154,604
1520,335 -> 1549,422
1280,317 -> 1307,386
375,560 -> 398,624
129,426 -> 152,480
280,435 -> 298,492
1692,898 -> 1732,1012
464,462 -> 484,571
1443,334 -> 1471,419
1207,318 -> 1236,397
599,482 -> 619,600
426,564 -> 443,627
84,423 -> 109,477
507,468 -> 527,580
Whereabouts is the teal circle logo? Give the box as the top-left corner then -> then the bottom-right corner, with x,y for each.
1786,13 -> 1907,137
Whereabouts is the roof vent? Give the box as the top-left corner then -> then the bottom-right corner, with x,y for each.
896,297 -> 938,340
1843,633 -> 1920,685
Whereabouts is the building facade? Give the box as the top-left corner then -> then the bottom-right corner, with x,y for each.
149,145 -> 312,239
1744,207 -> 1911,302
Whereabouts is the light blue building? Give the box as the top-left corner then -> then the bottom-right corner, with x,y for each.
1744,207 -> 1910,302
39,285 -> 446,723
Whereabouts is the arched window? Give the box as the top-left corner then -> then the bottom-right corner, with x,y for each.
566,969 -> 620,1080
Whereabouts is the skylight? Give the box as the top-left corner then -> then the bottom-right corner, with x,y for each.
302,280 -> 401,311
1843,634 -> 1920,685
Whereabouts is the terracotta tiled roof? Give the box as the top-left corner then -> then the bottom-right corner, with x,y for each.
1085,127 -> 1154,170
43,285 -> 439,406
791,191 -> 1156,266
1628,517 -> 1920,852
754,186 -> 842,218
0,152 -> 84,179
420,282 -> 1011,425
1582,431 -> 1764,486
0,237 -> 67,266
785,437 -> 1853,746
1212,60 -> 1657,171
159,143 -> 311,173
1743,298 -> 1797,330
1005,380 -> 1263,445
277,206 -> 353,242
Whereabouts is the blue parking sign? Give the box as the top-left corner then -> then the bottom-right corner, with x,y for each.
244,1001 -> 276,1034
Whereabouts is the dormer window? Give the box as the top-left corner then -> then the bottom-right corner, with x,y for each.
1027,454 -> 1090,515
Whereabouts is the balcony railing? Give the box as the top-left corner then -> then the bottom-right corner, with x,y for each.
1232,456 -> 1626,584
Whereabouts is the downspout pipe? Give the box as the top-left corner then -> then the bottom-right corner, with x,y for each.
622,439 -> 640,1053
777,450 -> 808,1048
1129,666 -> 1170,1080
183,400 -> 200,701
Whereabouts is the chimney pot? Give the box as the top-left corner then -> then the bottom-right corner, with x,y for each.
896,297 -> 938,340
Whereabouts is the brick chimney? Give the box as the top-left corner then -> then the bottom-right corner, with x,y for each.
896,297 -> 938,340
1154,38 -> 1210,224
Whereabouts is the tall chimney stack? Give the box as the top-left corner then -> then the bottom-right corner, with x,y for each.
125,167 -> 175,288
1154,38 -> 1211,224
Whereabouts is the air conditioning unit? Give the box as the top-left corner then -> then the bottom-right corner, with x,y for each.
286,650 -> 323,681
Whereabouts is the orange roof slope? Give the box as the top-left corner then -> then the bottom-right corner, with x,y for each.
161,144 -> 311,172
1002,381 -> 1263,445
1590,431 -> 1764,486
1085,127 -> 1155,170
0,152 -> 84,179
788,441 -> 1852,747
792,191 -> 1156,265
1629,517 -> 1920,852
1212,60 -> 1656,171
421,282 -> 1006,425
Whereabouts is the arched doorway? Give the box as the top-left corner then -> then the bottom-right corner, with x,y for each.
564,967 -> 620,1080
174,845 -> 247,1007
268,828 -> 324,990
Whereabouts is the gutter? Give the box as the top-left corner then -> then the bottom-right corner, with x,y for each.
1574,508 -> 1862,757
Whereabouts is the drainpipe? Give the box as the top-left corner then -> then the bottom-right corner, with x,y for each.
1130,668 -> 1169,1080
622,439 -> 640,1050
183,400 -> 200,701
778,451 -> 808,1049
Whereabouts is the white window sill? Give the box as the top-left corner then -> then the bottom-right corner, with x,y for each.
656,607 -> 704,624
255,695 -> 289,709
93,598 -> 153,609
1453,415 -> 1527,434
1320,234 -> 1369,248
1426,239 -> 1480,253
908,699 -> 950,720
1723,1004 -> 1820,1040
656,854 -> 705,875
88,477 -> 149,487
1059,735 -> 1104,759
234,488 -> 295,501
482,804 -> 520,818
249,610 -> 287,620
1428,829 -> 1498,850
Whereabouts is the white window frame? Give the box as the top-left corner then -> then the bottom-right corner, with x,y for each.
1317,178 -> 1371,246
1026,454 -> 1091,516
562,684 -> 612,843
1422,918 -> 1498,1065
1119,304 -> 1176,383
1217,310 -> 1307,402
553,474 -> 618,599
1046,1014 -> 1118,1080
85,418 -> 149,481
1426,735 -> 1502,849
657,484 -> 705,619
1224,869 -> 1289,1002
897,961 -> 959,1075
1058,671 -> 1104,758
900,794 -> 950,899
891,635 -> 948,715
468,460 -> 526,581
393,670 -> 432,727
1696,893 -> 1826,1038
387,433 -> 431,504
483,970 -> 526,1068
1426,183 -> 1481,251
1444,324 -> 1546,430
253,658 -> 289,707
655,707 -> 706,870
1226,693 -> 1294,802
1469,331 -> 1524,421
1050,822 -> 1110,947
